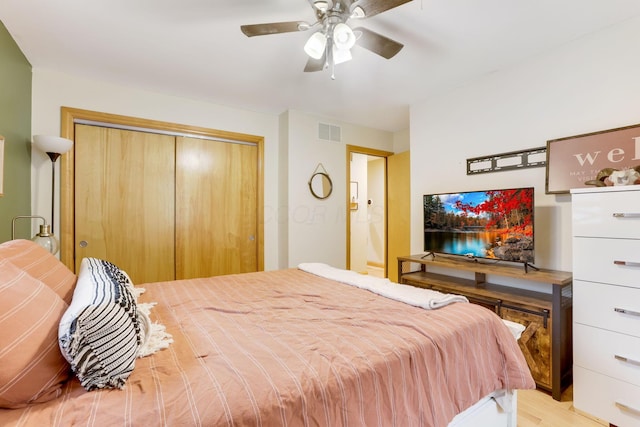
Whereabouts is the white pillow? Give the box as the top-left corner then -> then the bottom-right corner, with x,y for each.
58,258 -> 141,390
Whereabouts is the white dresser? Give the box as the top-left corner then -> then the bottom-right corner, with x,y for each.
571,185 -> 640,427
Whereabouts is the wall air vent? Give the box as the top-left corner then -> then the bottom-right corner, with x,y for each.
318,123 -> 341,143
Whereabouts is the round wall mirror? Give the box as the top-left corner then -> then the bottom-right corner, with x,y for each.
309,172 -> 333,199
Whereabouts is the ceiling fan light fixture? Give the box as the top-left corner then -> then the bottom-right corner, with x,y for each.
313,0 -> 333,12
332,45 -> 353,65
333,23 -> 356,50
304,31 -> 327,59
350,5 -> 366,19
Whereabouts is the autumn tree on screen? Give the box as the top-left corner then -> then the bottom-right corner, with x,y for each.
454,189 -> 533,235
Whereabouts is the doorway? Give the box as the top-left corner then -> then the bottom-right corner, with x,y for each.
346,145 -> 392,277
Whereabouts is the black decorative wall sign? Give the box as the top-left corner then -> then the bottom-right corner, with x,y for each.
467,147 -> 546,175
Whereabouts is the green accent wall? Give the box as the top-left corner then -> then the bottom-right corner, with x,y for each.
0,20 -> 32,243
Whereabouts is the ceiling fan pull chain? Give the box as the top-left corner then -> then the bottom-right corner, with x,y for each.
327,37 -> 336,80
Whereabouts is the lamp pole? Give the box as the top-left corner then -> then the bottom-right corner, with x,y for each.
46,152 -> 61,234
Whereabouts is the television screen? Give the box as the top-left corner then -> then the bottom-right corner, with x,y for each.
423,187 -> 534,263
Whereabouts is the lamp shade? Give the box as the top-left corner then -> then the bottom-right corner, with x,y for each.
33,135 -> 73,155
332,45 -> 353,64
313,0 -> 332,12
304,32 -> 327,59
333,23 -> 356,50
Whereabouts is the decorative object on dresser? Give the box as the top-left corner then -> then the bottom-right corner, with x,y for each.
608,167 -> 640,186
398,254 -> 573,401
585,165 -> 640,187
571,185 -> 640,427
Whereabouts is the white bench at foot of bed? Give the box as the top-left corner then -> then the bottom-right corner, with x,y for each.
449,389 -> 517,427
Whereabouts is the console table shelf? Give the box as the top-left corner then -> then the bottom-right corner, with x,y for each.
397,254 -> 572,400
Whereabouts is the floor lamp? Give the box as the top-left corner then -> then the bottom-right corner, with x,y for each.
32,135 -> 74,254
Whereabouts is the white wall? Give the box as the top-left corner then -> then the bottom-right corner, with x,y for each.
410,16 -> 640,278
277,113 -> 290,269
31,69 -> 281,268
393,128 -> 410,153
284,110 -> 394,269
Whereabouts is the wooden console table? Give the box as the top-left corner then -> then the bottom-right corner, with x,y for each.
397,254 -> 573,400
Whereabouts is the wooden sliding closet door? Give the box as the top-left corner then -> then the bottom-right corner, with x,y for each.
175,136 -> 258,279
74,124 -> 176,284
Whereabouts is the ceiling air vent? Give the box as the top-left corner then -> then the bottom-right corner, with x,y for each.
318,123 -> 341,143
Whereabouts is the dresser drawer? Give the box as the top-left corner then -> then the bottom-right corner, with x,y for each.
572,187 -> 640,239
573,237 -> 640,287
574,323 -> 640,386
574,280 -> 640,337
574,366 -> 640,427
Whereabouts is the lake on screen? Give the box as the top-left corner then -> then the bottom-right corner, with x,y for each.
425,230 -> 501,257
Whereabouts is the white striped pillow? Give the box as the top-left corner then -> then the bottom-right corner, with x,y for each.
58,258 -> 141,390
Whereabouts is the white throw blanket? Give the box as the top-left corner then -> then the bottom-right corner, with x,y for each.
131,287 -> 174,358
298,263 -> 469,309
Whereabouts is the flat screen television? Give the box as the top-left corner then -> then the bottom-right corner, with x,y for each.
423,187 -> 535,265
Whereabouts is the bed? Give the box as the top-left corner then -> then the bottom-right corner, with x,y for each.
0,239 -> 535,427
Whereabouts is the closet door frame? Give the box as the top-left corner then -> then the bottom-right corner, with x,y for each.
59,107 -> 264,274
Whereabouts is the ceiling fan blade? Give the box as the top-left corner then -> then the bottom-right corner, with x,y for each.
354,27 -> 403,59
304,54 -> 326,72
241,21 -> 309,37
354,0 -> 412,18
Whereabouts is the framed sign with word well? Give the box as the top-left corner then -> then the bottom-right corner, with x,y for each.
545,123 -> 640,194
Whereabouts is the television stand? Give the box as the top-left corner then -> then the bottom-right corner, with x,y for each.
524,262 -> 540,273
397,254 -> 572,400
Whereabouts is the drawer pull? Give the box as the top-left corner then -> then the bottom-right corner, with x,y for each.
614,307 -> 640,317
614,354 -> 640,366
613,212 -> 640,218
615,401 -> 640,415
613,260 -> 640,267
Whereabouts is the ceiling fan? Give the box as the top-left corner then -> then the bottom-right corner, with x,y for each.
241,0 -> 412,79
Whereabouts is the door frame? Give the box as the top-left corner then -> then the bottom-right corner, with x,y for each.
345,145 -> 393,276
59,106 -> 265,273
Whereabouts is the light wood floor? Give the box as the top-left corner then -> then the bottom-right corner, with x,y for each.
366,265 -> 385,278
518,386 -> 606,426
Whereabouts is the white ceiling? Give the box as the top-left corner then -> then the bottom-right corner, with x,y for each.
2,0 -> 640,132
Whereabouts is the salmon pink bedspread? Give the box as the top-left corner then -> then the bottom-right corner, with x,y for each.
0,268 -> 534,427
